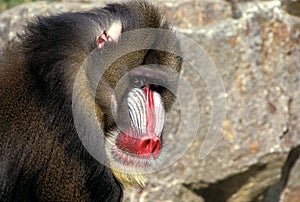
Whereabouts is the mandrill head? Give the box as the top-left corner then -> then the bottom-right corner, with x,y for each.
76,5 -> 182,188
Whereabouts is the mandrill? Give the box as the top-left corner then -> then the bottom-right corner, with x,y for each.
0,0 -> 182,201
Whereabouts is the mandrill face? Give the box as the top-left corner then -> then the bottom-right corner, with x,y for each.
103,65 -> 180,187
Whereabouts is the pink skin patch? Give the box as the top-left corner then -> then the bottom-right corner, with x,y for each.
96,21 -> 122,49
116,85 -> 162,159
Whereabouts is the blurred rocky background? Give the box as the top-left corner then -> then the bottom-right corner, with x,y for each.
1,0 -> 299,201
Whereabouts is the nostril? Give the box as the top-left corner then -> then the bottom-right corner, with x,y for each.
151,139 -> 160,153
145,139 -> 151,145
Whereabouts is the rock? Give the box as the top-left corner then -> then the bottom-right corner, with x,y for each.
0,1 -> 299,201
280,147 -> 300,202
282,0 -> 300,17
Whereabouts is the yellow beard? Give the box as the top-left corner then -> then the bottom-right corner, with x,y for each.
111,165 -> 146,188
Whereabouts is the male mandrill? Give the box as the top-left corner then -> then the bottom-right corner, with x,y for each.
0,0 -> 182,201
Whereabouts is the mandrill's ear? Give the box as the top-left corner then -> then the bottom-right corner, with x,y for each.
96,21 -> 122,49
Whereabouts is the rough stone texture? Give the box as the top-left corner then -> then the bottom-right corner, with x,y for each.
282,0 -> 300,17
280,147 -> 300,202
0,1 -> 299,202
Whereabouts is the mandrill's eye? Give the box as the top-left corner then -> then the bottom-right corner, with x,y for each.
130,77 -> 147,88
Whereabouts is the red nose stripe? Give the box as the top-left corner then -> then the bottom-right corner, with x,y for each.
145,85 -> 156,135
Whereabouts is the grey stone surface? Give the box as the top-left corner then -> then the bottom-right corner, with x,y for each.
1,0 -> 299,201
